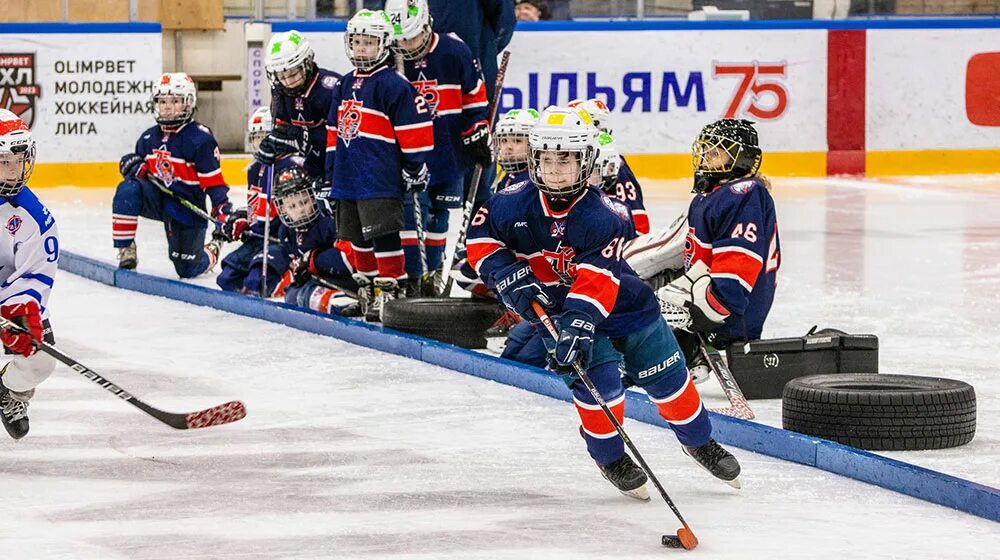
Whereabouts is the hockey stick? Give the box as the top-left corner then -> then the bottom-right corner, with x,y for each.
394,51 -> 429,292
146,174 -> 224,228
531,302 -> 699,551
260,164 -> 274,297
0,317 -> 247,430
696,333 -> 755,420
440,50 -> 511,296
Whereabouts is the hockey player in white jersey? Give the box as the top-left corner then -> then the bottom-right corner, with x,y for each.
0,109 -> 59,440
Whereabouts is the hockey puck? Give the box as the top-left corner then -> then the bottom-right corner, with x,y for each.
662,535 -> 682,548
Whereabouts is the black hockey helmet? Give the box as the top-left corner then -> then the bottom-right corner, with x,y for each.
272,164 -> 318,231
691,118 -> 762,193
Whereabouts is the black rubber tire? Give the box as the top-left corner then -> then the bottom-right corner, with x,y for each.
782,373 -> 976,451
381,297 -> 503,349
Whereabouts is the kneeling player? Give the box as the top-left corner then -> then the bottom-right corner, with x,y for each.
467,106 -> 741,495
112,72 -> 233,278
0,110 -> 59,440
658,119 -> 780,380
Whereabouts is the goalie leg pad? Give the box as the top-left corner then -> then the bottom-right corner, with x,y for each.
623,213 -> 688,280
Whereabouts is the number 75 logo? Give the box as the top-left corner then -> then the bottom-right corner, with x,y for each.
713,62 -> 789,120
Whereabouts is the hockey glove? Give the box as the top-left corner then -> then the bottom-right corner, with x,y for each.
462,120 -> 493,168
403,163 -> 429,194
657,263 -> 730,333
0,302 -> 44,358
211,200 -> 234,225
256,125 -> 307,165
221,208 -> 250,243
290,250 -> 317,287
312,177 -> 335,216
549,311 -> 596,371
493,261 -> 552,321
119,153 -> 145,180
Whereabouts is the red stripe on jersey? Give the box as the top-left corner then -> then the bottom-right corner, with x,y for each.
685,228 -> 713,270
436,87 -> 463,113
358,109 -> 396,141
326,126 -> 337,151
632,211 -> 650,235
248,186 -> 279,220
395,122 -> 434,153
467,238 -> 505,272
462,81 -> 488,109
576,396 -> 625,438
568,265 -> 620,316
652,375 -> 704,424
711,247 -> 763,290
524,254 -> 562,284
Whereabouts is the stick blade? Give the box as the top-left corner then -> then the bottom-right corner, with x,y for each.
677,527 -> 699,550
184,400 -> 247,429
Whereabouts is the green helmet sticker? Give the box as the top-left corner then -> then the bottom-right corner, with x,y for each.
598,132 -> 614,146
409,5 -> 420,16
289,32 -> 302,45
526,108 -> 540,118
270,41 -> 282,54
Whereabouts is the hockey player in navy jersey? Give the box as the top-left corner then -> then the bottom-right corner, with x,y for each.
270,165 -> 358,315
568,98 -> 649,235
261,30 -> 342,179
216,109 -> 294,296
325,10 -> 434,320
0,110 -> 59,440
112,72 -> 233,278
467,106 -> 741,495
385,0 -> 490,292
658,118 -> 780,374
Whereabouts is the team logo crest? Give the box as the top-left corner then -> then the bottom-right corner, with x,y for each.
6,215 -> 22,236
498,179 -> 529,195
549,220 -> 566,238
152,147 -> 176,184
600,194 -> 630,220
542,244 -> 576,285
413,75 -> 440,117
294,97 -> 305,111
729,179 -> 754,194
0,53 -> 41,128
337,99 -> 364,146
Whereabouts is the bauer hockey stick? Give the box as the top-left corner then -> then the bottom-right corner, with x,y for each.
260,163 -> 274,297
440,50 -> 511,296
394,52 -> 429,292
0,317 -> 247,430
531,302 -> 699,551
696,333 -> 755,420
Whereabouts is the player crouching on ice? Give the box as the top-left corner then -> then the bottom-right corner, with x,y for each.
324,10 -> 434,321
466,107 -> 741,496
657,119 -> 780,383
271,165 -> 358,314
112,72 -> 234,278
0,109 -> 59,440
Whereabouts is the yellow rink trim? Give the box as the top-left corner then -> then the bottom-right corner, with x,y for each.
866,149 -> 1000,176
26,149 -> 1000,188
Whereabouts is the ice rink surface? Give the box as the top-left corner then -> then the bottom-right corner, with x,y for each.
4,175 -> 1000,558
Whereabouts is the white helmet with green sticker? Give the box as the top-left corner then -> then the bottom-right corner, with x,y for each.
265,30 -> 318,96
493,108 -> 540,173
592,131 -> 621,193
345,10 -> 394,71
385,0 -> 434,61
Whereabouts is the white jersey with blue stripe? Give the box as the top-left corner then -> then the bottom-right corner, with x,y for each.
0,186 -> 58,319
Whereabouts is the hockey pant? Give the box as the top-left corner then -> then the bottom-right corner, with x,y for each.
0,319 -> 56,394
402,177 -> 463,279
112,177 -> 215,278
217,237 -> 290,296
336,198 -> 406,281
510,317 -> 712,466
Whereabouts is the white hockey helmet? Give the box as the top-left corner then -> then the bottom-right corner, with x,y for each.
152,72 -> 197,128
493,108 -> 539,173
246,106 -> 273,152
0,109 -> 35,197
592,131 -> 621,193
528,106 -> 600,200
345,10 -> 394,72
385,0 -> 434,61
568,98 -> 612,135
265,30 -> 318,96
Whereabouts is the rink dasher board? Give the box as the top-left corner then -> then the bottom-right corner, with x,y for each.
59,250 -> 1000,524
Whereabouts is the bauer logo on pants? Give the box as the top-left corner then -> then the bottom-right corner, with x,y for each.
0,53 -> 40,128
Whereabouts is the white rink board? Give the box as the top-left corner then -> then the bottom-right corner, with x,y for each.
305,29 -> 828,155
866,28 -> 1000,151
0,30 -> 162,163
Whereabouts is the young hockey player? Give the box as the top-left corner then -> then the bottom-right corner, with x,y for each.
261,30 -> 342,179
568,98 -> 648,234
658,118 -> 780,370
385,0 -> 491,292
0,109 -> 59,440
467,106 -> 741,496
112,72 -> 232,278
324,9 -> 434,320
216,108 -> 293,296
270,165 -> 358,314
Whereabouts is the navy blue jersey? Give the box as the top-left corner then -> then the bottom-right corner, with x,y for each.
278,213 -> 354,279
135,121 -> 230,226
467,180 -> 660,337
608,156 -> 648,235
271,68 -> 342,179
401,33 -> 489,184
324,63 -> 434,200
685,175 -> 780,340
493,168 -> 529,193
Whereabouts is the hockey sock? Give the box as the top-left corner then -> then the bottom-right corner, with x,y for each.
112,178 -> 143,248
351,243 -> 378,278
426,207 -> 449,272
572,361 -> 627,465
645,372 -> 712,448
373,233 -> 407,281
